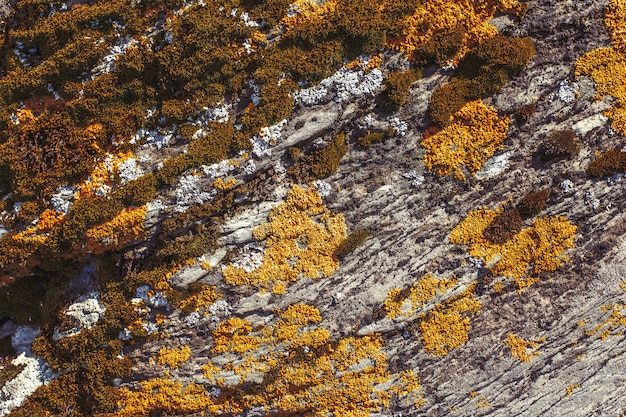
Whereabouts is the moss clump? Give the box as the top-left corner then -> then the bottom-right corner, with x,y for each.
483,209 -> 523,244
587,148 -> 626,177
357,129 -> 394,148
513,103 -> 536,124
310,133 -> 348,179
516,189 -> 550,219
540,129 -> 581,161
380,70 -> 421,112
428,34 -> 534,127
334,229 -> 369,259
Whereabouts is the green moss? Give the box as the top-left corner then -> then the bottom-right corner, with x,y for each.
309,133 -> 348,179
357,129 -> 394,148
380,70 -> 421,112
429,35 -> 534,127
334,229 -> 369,259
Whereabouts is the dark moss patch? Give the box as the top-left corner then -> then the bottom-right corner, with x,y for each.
335,229 -> 369,259
540,130 -> 580,161
357,129 -> 394,148
587,148 -> 626,177
483,209 -> 523,244
380,69 -> 421,113
516,189 -> 550,219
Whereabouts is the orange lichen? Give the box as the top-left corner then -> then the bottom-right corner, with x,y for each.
419,284 -> 482,356
197,303 -> 422,415
76,150 -> 136,199
449,207 -> 577,290
85,205 -> 147,254
504,333 -> 545,362
178,285 -> 221,314
114,379 -> 220,416
213,177 -> 237,190
384,273 -> 458,320
222,185 -> 346,292
421,100 -> 511,179
280,0 -> 338,30
585,304 -> 626,339
397,0 -> 524,65
575,0 -> 626,134
12,209 -> 65,245
212,317 -> 263,354
565,384 -> 580,396
157,345 -> 191,368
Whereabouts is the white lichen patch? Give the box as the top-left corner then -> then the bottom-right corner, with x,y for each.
390,117 -> 408,137
293,63 -> 383,106
52,293 -> 107,341
117,157 -> 145,184
402,170 -> 425,188
0,327 -> 55,416
557,79 -> 578,103
474,151 -> 514,180
51,185 -> 77,214
251,119 -> 287,157
133,285 -> 171,310
314,180 -> 332,197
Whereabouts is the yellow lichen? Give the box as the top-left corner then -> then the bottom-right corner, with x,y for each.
178,285 -> 221,314
449,207 -> 577,290
222,185 -> 346,291
421,100 -> 511,180
157,345 -> 191,368
575,0 -> 626,134
397,0 -> 524,65
419,284 -> 482,356
384,273 -> 458,320
585,304 -> 626,339
504,333 -> 545,362
85,205 -> 148,254
565,384 -> 580,396
213,177 -> 237,190
12,209 -> 65,246
197,303 -> 423,415
114,379 -> 220,416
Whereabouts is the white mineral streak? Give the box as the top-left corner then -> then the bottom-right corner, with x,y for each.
572,113 -> 608,136
0,327 -> 56,416
402,170 -> 425,188
390,117 -> 408,136
293,65 -> 384,106
52,293 -> 107,341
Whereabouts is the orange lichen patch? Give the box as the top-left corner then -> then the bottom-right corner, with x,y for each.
384,273 -> 458,320
585,304 -> 626,339
213,177 -> 237,190
469,392 -> 491,408
504,333 -> 545,362
222,185 -> 346,292
114,379 -> 221,416
157,345 -> 191,368
280,0 -> 338,30
15,109 -> 36,123
565,384 -> 580,396
575,47 -> 626,134
421,100 -> 511,180
12,209 -> 65,245
85,205 -> 147,254
196,304 -> 423,415
178,285 -> 221,314
419,284 -> 482,356
364,54 -> 383,72
397,0 -> 524,65
76,149 -> 134,198
576,0 -> 626,134
450,207 -> 577,290
605,0 -> 626,53
212,317 -> 263,354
